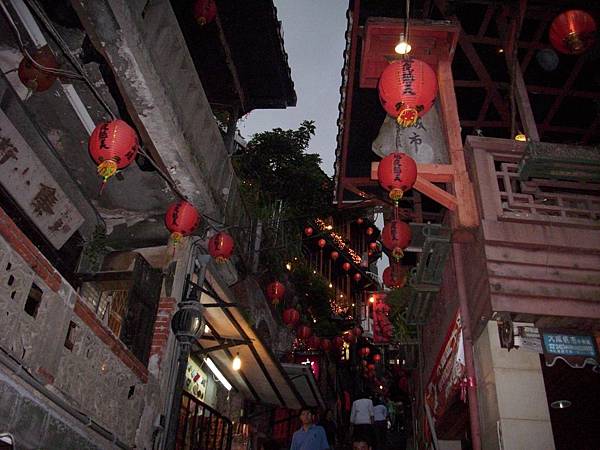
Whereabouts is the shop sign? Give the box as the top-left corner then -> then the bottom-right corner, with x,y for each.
185,358 -> 208,401
541,331 -> 599,369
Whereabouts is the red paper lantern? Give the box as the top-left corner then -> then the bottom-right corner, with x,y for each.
342,262 -> 351,272
368,364 -> 376,371
343,331 -> 356,344
353,326 -> 363,337
89,120 -> 139,184
18,46 -> 58,92
361,360 -> 368,367
356,218 -> 364,225
378,58 -> 438,127
165,200 -> 200,243
318,238 -> 327,248
549,10 -> 597,55
330,251 -> 339,261
208,232 -> 234,262
333,336 -> 344,349
382,264 -> 408,288
304,227 -> 314,236
377,152 -> 418,201
366,227 -> 374,236
359,346 -> 371,358
373,354 -> 382,363
266,281 -> 285,305
308,335 -> 321,350
193,0 -> 217,26
297,325 -> 313,340
282,308 -> 300,327
353,273 -> 362,282
382,219 -> 412,260
320,338 -> 332,352
369,242 -> 379,251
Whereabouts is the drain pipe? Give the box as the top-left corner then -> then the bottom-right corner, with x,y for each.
0,348 -> 131,449
452,242 -> 482,450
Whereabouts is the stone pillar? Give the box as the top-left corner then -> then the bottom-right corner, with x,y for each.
475,322 -> 555,450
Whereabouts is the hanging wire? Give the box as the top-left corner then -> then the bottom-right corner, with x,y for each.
405,0 -> 410,45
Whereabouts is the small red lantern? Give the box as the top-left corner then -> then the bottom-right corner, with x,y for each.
282,308 -> 300,327
208,232 -> 234,262
369,242 -> 379,251
89,120 -> 139,185
320,338 -> 332,352
330,251 -> 339,261
333,336 -> 344,349
18,46 -> 59,92
383,264 -> 408,288
366,227 -> 374,236
382,220 -> 412,260
297,325 -> 313,340
378,58 -> 438,128
308,335 -> 321,350
165,200 -> 200,243
359,346 -> 371,358
378,152 -> 418,201
193,0 -> 217,26
343,331 -> 356,344
368,364 -> 376,372
353,273 -> 362,282
353,326 -> 363,337
373,354 -> 382,363
361,360 -> 368,367
342,262 -> 351,272
356,218 -> 364,225
304,227 -> 314,237
318,238 -> 327,248
549,10 -> 597,55
266,281 -> 285,305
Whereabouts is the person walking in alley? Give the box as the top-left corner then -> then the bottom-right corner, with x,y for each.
290,407 -> 330,450
373,398 -> 388,450
350,393 -> 374,445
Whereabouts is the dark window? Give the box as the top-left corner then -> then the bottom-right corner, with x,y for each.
24,284 -> 43,318
64,321 -> 77,351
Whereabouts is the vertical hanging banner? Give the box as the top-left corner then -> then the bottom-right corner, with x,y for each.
425,311 -> 465,421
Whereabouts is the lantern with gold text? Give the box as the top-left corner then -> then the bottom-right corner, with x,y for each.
165,200 -> 200,244
208,232 -> 234,262
282,308 -> 300,327
549,10 -> 597,55
378,152 -> 418,201
297,325 -> 313,341
266,281 -> 285,305
18,46 -> 58,92
378,58 -> 438,127
382,220 -> 412,260
383,264 -> 408,288
89,120 -> 139,186
193,0 -> 217,26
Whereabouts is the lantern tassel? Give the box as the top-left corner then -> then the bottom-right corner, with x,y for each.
396,108 -> 419,128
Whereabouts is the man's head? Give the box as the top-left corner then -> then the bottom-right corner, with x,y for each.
352,437 -> 372,450
299,407 -> 314,426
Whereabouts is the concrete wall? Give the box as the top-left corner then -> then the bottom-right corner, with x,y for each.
475,322 -> 555,450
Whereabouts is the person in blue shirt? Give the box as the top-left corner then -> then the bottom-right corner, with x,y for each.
290,407 -> 330,450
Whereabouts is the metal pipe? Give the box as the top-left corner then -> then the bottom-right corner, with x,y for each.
164,343 -> 191,450
452,243 -> 482,450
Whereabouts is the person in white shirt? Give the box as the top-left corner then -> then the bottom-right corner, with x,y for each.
350,393 -> 374,445
373,399 -> 388,450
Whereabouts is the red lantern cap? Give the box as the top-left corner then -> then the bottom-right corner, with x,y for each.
89,120 -> 139,183
165,201 -> 200,243
377,152 -> 418,201
549,10 -> 597,55
208,232 -> 234,263
378,58 -> 438,127
382,219 -> 412,260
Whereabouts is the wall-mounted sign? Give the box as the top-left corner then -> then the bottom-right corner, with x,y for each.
0,110 -> 83,248
541,331 -> 599,368
185,357 -> 208,401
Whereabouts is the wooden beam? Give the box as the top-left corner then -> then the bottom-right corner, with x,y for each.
215,14 -> 247,112
414,175 -> 457,211
416,163 -> 455,182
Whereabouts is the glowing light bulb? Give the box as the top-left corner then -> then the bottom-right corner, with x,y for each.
394,34 -> 412,55
514,133 -> 527,141
286,262 -> 292,271
232,353 -> 241,371
369,296 -> 375,304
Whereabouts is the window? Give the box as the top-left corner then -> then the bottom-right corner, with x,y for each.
24,283 -> 43,318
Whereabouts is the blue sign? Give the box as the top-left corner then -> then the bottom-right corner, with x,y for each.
542,333 -> 597,358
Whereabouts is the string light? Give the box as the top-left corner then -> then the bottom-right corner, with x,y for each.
315,219 -> 362,264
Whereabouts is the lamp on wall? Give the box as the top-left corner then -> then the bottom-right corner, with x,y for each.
395,0 -> 412,55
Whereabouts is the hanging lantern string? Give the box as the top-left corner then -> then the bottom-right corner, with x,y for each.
404,0 -> 410,52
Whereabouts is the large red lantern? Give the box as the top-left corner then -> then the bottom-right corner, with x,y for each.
308,335 -> 321,350
382,264 -> 408,288
330,251 -> 339,261
165,200 -> 200,243
18,46 -> 58,92
282,308 -> 300,327
266,281 -> 285,305
342,262 -> 351,272
304,227 -> 314,237
549,10 -> 597,55
382,219 -> 412,260
297,325 -> 313,340
318,238 -> 327,248
193,0 -> 217,26
208,232 -> 234,262
378,152 -> 418,201
320,338 -> 332,352
369,242 -> 379,251
89,120 -> 139,184
378,58 -> 438,127
333,336 -> 344,349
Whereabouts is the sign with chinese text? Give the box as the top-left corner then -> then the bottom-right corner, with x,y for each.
542,333 -> 597,358
0,110 -> 83,248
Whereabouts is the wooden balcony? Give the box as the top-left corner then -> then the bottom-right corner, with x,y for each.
462,136 -> 600,335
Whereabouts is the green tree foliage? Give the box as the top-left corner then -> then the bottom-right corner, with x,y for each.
234,120 -> 334,222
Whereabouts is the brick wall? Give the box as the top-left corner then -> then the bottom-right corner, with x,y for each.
149,297 -> 177,368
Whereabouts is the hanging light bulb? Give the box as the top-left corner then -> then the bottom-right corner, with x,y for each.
395,34 -> 412,55
514,133 -> 527,142
232,353 -> 241,371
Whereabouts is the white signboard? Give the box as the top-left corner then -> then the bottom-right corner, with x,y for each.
0,109 -> 84,248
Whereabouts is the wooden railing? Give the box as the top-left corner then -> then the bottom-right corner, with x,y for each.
177,392 -> 233,450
